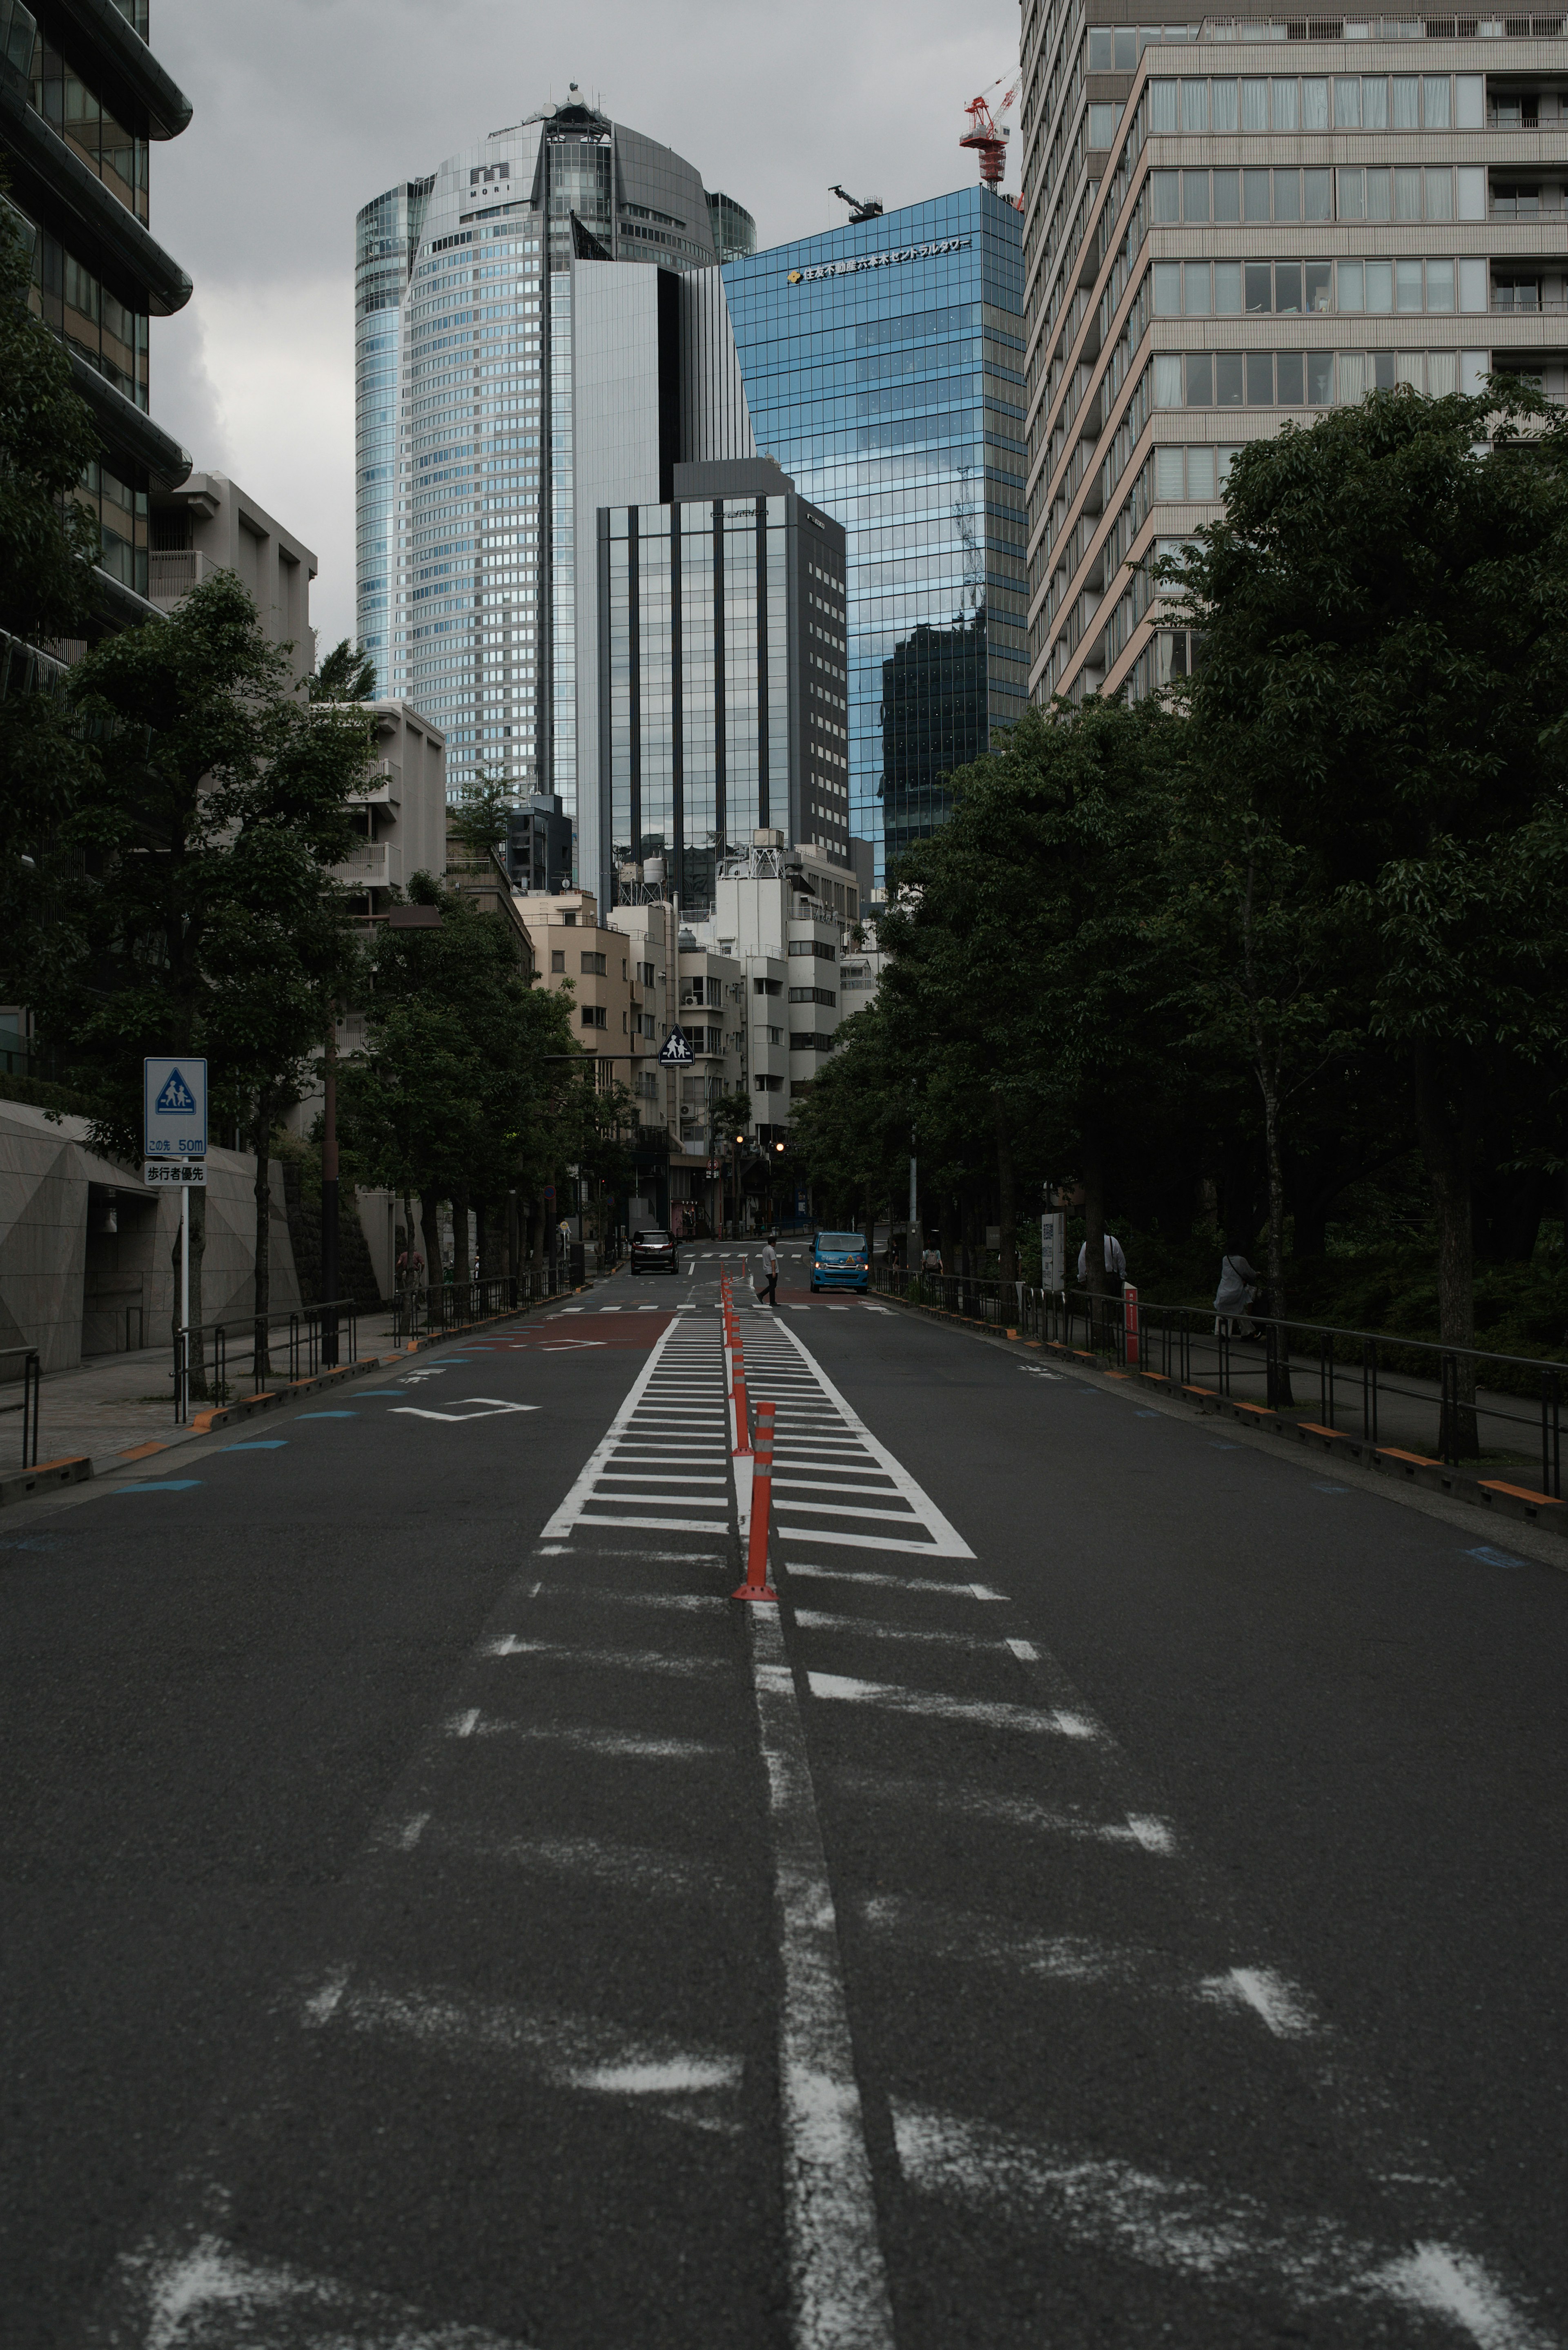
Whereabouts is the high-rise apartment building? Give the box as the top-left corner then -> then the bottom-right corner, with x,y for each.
723,187 -> 1028,874
353,94 -> 750,864
599,455 -> 850,914
1021,8 -> 1568,702
2,0 -> 194,632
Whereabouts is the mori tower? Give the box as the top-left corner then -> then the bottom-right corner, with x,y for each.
352,91 -> 763,893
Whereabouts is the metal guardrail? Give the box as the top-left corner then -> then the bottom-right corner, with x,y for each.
0,1346 -> 41,1467
174,1298 -> 360,1424
874,1267 -> 1566,1496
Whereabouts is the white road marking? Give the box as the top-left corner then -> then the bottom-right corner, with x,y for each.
445,1719 -> 719,1760
833,1770 -> 1177,1854
1203,1966 -> 1319,2040
746,1606 -> 896,2349
416,1825 -> 719,1898
784,1565 -> 1007,1599
104,2225 -> 531,2350
807,1670 -> 1099,1740
1007,1637 -> 1040,1663
794,1610 -> 1018,1656
540,1321 -> 721,1540
890,2105 -> 1551,2349
483,1637 -> 725,1679
390,1398 -> 541,1423
308,1978 -> 743,2125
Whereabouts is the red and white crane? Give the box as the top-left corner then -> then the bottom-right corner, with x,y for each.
960,71 -> 1022,193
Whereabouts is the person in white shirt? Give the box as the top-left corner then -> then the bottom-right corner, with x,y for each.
1076,1233 -> 1127,1289
757,1236 -> 779,1308
1214,1241 -> 1261,1336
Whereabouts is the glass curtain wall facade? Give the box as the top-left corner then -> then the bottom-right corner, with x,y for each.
355,180 -> 432,689
723,187 -> 1027,877
603,488 -> 839,914
354,97 -> 728,827
3,0 -> 193,619
1020,8 -> 1568,704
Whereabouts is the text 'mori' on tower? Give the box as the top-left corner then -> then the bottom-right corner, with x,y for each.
722,184 -> 1028,883
1020,4 -> 1568,705
354,87 -> 774,895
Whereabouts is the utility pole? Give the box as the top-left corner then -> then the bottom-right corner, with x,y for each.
321,1019 -> 339,1367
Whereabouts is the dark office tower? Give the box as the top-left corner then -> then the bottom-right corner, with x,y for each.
599,458 -> 847,918
1,0 -> 194,633
724,187 -> 1027,881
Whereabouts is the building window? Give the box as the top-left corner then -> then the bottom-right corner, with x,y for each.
581,951 -> 606,975
551,950 -> 565,972
754,1073 -> 783,1093
753,976 -> 783,996
581,1004 -> 608,1029
789,985 -> 836,1007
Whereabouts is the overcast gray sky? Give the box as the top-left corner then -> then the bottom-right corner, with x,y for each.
150,0 -> 1021,657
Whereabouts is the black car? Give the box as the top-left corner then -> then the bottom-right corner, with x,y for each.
630,1227 -> 680,1274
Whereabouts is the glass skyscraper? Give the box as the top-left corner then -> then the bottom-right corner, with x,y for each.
723,187 -> 1027,875
600,459 -> 849,913
353,93 -> 734,843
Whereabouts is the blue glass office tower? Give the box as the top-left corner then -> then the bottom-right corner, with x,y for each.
723,187 -> 1027,875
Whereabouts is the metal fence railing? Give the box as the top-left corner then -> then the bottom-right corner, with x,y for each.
174,1299 -> 360,1425
873,1266 -> 1567,1498
0,1346 -> 41,1468
392,1262 -> 568,1344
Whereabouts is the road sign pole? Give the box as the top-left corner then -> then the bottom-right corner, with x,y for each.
321,1022 -> 340,1367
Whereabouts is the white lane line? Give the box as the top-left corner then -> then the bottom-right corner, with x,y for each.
100,2226 -> 531,2350
746,1605 -> 897,2350
539,1316 -> 697,1538
762,1320 -> 974,1558
787,1566 -> 1009,1599
483,1637 -> 726,1679
574,1513 -> 738,1535
861,1893 -> 1318,2024
309,1979 -> 743,2126
413,1824 -> 720,1899
445,1717 -> 719,1760
890,2105 -> 1551,2350
833,1769 -> 1176,1854
773,1478 -> 901,1498
795,1610 -> 1018,1656
807,1670 -> 1099,1740
597,1472 -> 728,1486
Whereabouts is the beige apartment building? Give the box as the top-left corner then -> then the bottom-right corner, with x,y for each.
1019,8 -> 1568,704
149,473 -> 317,685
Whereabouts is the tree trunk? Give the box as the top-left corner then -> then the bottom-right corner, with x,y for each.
530,1198 -> 545,1275
1413,1041 -> 1479,1458
862,1193 -> 876,1268
450,1180 -> 471,1311
420,1189 -> 443,1296
939,1194 -> 958,1281
1080,1116 -> 1109,1349
251,1089 -> 273,1379
993,1092 -> 1018,1286
1256,1054 -> 1294,1407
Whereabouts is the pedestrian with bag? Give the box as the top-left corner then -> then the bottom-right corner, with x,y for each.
756,1234 -> 779,1309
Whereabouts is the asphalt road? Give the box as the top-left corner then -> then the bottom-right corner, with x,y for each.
2,1240 -> 1564,2349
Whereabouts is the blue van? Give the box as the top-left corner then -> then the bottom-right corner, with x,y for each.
811,1231 -> 869,1294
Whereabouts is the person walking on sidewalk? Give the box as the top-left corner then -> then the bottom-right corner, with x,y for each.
1214,1239 -> 1261,1338
757,1235 -> 779,1309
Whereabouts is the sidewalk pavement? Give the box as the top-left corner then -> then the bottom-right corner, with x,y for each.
0,1308 -> 408,1480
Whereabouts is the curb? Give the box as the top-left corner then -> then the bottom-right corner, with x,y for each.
1,1284 -> 589,1511
878,1289 -> 1568,1541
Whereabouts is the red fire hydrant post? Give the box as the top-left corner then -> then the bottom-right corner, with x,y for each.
733,1401 -> 777,1602
1123,1282 -> 1140,1369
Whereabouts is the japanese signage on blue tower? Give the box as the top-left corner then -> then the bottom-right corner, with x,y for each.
144,1057 -> 208,1159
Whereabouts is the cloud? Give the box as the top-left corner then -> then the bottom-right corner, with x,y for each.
149,0 -> 1020,657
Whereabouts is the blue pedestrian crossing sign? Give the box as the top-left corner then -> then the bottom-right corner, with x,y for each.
658,1027 -> 695,1067
144,1055 -> 208,1158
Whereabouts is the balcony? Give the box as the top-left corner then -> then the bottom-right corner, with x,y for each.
352,759 -> 402,805
147,547 -> 218,609
332,843 -> 400,889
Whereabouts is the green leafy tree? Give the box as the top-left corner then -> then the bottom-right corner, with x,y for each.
448,767 -> 516,864
879,696 -> 1180,1316
308,639 -> 377,703
1179,382 -> 1568,1444
25,573 -> 368,1379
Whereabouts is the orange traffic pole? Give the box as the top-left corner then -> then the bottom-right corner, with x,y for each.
733,1402 -> 777,1601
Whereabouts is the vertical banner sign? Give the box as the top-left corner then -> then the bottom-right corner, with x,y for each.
1040,1211 -> 1065,1294
1124,1282 -> 1140,1368
144,1056 -> 208,1177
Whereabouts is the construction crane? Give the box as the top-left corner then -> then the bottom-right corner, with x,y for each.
830,183 -> 884,224
961,73 -> 1021,190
